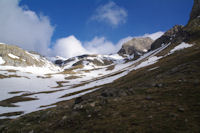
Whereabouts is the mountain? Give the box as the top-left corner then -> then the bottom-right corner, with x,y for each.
0,43 -> 60,73
118,37 -> 153,57
0,0 -> 200,132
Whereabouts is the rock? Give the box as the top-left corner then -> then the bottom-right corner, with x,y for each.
101,91 -> 113,97
0,43 -> 56,68
169,113 -> 178,118
148,115 -> 153,119
73,104 -> 84,110
152,83 -> 163,88
29,130 -> 34,133
145,96 -> 153,100
189,0 -> 200,21
118,37 -> 153,56
178,107 -> 185,112
185,118 -> 188,123
64,105 -> 69,109
74,97 -> 83,104
89,102 -> 96,107
62,115 -> 68,120
0,125 -> 5,131
150,25 -> 185,50
178,93 -> 183,97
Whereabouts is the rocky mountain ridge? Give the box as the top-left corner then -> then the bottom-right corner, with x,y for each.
0,43 -> 58,71
118,37 -> 153,57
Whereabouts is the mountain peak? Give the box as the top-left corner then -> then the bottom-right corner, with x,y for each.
189,0 -> 200,21
118,37 -> 153,56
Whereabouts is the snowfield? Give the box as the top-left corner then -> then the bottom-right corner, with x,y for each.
170,42 -> 193,54
0,42 -> 193,119
0,57 -> 5,64
8,53 -> 20,59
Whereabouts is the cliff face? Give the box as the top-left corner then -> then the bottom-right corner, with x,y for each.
189,0 -> 200,21
118,37 -> 153,56
150,25 -> 188,50
184,0 -> 200,38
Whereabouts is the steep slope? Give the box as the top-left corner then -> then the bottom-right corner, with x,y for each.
0,1 -> 200,132
1,34 -> 199,132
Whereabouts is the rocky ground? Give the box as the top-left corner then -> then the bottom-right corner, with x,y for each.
0,0 -> 199,132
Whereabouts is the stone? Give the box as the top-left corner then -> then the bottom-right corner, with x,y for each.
73,104 -> 84,110
118,37 -> 153,56
178,107 -> 185,112
189,0 -> 200,21
145,96 -> 153,100
90,102 -> 96,107
62,115 -> 68,120
29,130 -> 34,133
74,97 -> 83,104
150,25 -> 184,51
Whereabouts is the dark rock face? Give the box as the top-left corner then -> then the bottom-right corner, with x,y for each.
185,0 -> 200,36
150,25 -> 188,50
118,37 -> 153,56
54,60 -> 63,66
189,0 -> 200,21
151,0 -> 200,51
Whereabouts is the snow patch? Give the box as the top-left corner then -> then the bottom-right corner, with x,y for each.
8,53 -> 20,59
170,42 -> 193,54
0,57 -> 5,64
148,66 -> 159,71
134,56 -> 162,70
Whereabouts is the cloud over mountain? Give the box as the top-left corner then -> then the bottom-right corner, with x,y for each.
0,0 -> 54,55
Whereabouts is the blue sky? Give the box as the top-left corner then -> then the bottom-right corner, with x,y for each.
20,0 -> 193,44
0,0 -> 193,58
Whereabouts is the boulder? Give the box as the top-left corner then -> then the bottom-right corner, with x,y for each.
118,37 -> 153,56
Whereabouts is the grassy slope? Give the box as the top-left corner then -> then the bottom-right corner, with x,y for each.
1,34 -> 200,132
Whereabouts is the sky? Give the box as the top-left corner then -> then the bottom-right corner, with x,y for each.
0,0 -> 193,58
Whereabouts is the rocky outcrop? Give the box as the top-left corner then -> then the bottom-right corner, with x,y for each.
189,0 -> 200,21
118,37 -> 153,56
184,0 -> 200,37
151,0 -> 200,51
0,43 -> 56,67
150,25 -> 189,50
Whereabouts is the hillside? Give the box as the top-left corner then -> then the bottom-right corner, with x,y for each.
0,0 -> 200,132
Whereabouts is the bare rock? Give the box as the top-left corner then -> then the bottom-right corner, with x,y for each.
118,37 -> 153,56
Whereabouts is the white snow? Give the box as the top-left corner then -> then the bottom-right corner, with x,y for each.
0,65 -> 61,75
0,42 -> 172,119
0,57 -> 5,64
8,53 -> 20,59
134,56 -> 162,70
148,66 -> 159,71
170,42 -> 193,54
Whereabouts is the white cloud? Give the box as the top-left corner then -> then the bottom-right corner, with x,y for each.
0,0 -> 54,55
52,35 -> 88,58
0,0 -> 164,59
91,1 -> 127,26
84,37 -> 116,54
52,35 -> 133,58
84,36 -> 133,55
